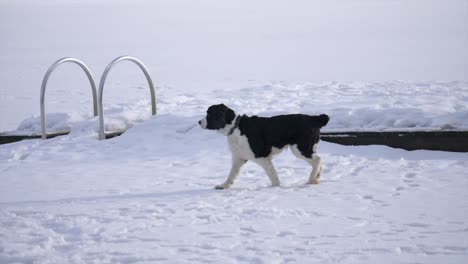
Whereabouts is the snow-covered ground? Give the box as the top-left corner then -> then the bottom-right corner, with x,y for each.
1,84 -> 468,263
1,0 -> 468,263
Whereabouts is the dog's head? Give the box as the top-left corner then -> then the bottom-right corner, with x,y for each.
199,104 -> 236,131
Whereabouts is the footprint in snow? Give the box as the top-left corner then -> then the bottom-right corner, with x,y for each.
12,152 -> 30,160
277,231 -> 296,237
406,222 -> 431,228
240,226 -> 257,233
392,186 -> 406,196
403,172 -> 417,183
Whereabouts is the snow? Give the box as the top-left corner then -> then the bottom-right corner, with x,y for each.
1,0 -> 468,263
6,81 -> 468,136
3,107 -> 468,253
1,87 -> 468,263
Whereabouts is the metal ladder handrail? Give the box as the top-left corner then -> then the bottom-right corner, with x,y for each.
98,56 -> 156,140
40,57 -> 98,139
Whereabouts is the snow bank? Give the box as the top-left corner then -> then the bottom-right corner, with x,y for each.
6,81 -> 468,136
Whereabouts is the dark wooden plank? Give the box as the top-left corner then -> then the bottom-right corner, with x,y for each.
0,134 -> 40,145
2,130 -> 467,152
320,131 -> 468,152
0,131 -> 69,145
105,130 -> 126,139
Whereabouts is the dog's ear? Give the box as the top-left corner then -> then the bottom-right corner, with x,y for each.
225,108 -> 235,124
218,104 -> 228,110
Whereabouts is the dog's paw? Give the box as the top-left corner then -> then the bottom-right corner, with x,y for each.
215,184 -> 229,190
308,178 -> 320,185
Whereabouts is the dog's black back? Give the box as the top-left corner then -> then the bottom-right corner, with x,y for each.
238,114 -> 329,159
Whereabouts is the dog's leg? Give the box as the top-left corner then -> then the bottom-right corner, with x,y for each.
291,145 -> 322,184
215,157 -> 247,189
255,158 -> 280,187
308,154 -> 322,184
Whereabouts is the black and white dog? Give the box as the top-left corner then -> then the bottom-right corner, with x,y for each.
199,104 -> 329,189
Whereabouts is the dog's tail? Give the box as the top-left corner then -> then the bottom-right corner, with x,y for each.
311,114 -> 330,128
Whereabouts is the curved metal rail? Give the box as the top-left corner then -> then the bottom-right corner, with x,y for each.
41,57 -> 98,139
98,56 -> 156,140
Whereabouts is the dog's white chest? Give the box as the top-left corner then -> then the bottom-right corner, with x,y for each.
227,131 -> 256,160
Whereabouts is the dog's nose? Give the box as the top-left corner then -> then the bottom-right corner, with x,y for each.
198,120 -> 201,125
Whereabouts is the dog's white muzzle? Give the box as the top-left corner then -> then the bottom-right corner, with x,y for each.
199,118 -> 207,129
